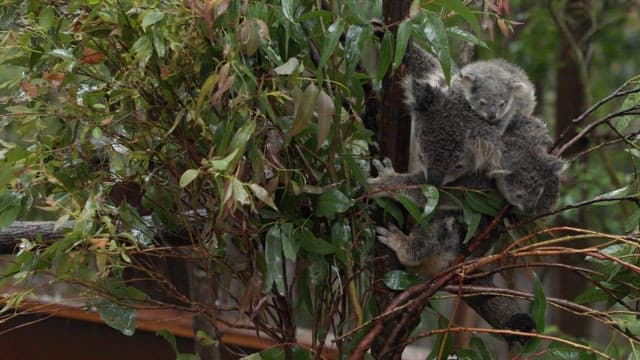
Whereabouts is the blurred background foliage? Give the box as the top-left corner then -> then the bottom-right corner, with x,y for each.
0,0 -> 639,359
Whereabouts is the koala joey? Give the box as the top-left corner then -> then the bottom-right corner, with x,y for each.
489,139 -> 566,214
451,59 -> 536,135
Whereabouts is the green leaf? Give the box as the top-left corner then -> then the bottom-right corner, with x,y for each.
315,89 -> 334,149
392,20 -> 411,71
591,185 -> 630,206
532,273 -> 546,333
195,73 -> 219,113
288,84 -> 319,138
209,148 -> 240,172
249,183 -> 278,211
281,0 -> 295,22
299,229 -> 338,255
119,202 -> 154,246
265,226 -> 285,295
373,198 -> 405,228
229,119 -> 256,153
433,0 -> 482,35
141,10 -> 165,28
314,188 -> 354,219
49,48 -> 74,60
152,30 -> 166,58
179,169 -> 200,188
0,191 -> 21,229
279,223 -> 298,261
422,185 -> 439,216
344,25 -> 366,73
39,7 -> 55,32
318,19 -> 345,72
446,27 -> 488,48
383,270 -> 423,290
423,11 -> 452,81
377,31 -> 393,82
397,195 -> 429,232
464,191 -> 500,216
232,177 -> 250,206
461,202 -> 480,243
96,300 -> 137,336
130,35 -> 153,67
624,207 -> 640,232
617,92 -> 640,130
274,57 -> 301,75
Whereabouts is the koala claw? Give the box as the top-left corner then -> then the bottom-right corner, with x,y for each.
371,157 -> 397,177
376,224 -> 404,249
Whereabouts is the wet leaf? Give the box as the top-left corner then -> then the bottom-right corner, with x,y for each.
315,188 -> 354,219
265,226 -> 285,295
249,183 -> 278,211
141,10 -> 165,28
318,19 -> 345,72
288,84 -> 319,138
315,89 -> 334,149
179,169 -> 199,188
383,270 -> 423,290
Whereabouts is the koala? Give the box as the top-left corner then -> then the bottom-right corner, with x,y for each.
451,59 -> 537,135
402,58 -> 503,185
376,210 -> 466,278
369,158 -> 537,341
489,134 -> 566,214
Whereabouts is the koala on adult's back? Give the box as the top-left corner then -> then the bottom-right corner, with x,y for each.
451,59 -> 537,135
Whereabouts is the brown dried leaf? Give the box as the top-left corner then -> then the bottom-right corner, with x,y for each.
21,81 -> 38,98
82,47 -> 105,64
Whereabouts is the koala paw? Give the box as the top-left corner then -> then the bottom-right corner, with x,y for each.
376,224 -> 406,250
368,157 -> 398,192
372,157 -> 397,177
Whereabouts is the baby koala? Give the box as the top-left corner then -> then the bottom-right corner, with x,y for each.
451,59 -> 537,135
489,115 -> 566,214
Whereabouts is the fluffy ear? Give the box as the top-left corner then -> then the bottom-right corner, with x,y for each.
550,158 -> 568,175
487,169 -> 512,178
460,73 -> 475,88
510,80 -> 527,91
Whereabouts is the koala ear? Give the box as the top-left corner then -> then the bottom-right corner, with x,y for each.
550,159 -> 568,175
487,169 -> 511,178
510,80 -> 527,91
461,73 -> 475,88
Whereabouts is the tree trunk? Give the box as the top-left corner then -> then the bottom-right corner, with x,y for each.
550,0 -> 594,340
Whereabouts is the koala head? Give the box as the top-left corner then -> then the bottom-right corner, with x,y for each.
456,73 -> 529,125
489,154 -> 567,213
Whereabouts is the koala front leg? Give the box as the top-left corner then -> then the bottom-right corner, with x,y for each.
368,157 -> 427,204
376,224 -> 424,267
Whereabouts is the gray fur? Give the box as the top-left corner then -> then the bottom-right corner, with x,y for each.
490,117 -> 566,213
405,74 -> 502,185
376,211 -> 465,276
451,59 -> 536,135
